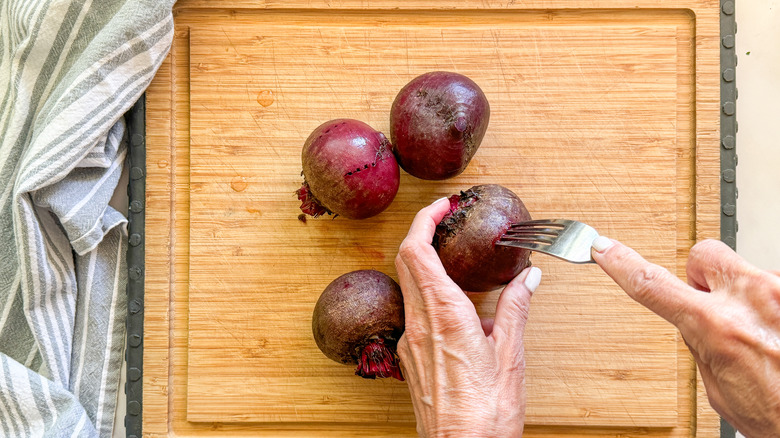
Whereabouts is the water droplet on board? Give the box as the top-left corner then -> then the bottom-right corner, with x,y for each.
230,176 -> 248,192
157,159 -> 169,168
256,90 -> 274,107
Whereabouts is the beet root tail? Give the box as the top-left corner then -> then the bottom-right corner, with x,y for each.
296,181 -> 331,217
355,338 -> 404,381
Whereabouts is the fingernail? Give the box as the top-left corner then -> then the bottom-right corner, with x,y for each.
432,196 -> 448,206
524,267 -> 542,293
592,235 -> 614,253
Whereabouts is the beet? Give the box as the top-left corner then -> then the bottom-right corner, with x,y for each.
312,270 -> 404,380
297,119 -> 400,219
390,71 -> 490,180
432,184 -> 532,292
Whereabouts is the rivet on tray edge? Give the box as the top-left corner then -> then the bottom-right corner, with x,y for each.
721,135 -> 735,149
128,401 -> 141,416
722,102 -> 736,116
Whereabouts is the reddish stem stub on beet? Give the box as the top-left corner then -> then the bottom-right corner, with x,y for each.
390,71 -> 490,180
433,184 -> 532,292
296,181 -> 330,217
356,338 -> 404,380
312,270 -> 405,381
297,119 -> 400,220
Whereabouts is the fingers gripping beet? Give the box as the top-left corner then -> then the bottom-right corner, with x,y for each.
297,119 -> 401,219
312,270 -> 405,380
433,184 -> 532,292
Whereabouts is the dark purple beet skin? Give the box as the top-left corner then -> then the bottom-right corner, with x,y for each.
390,71 -> 490,180
433,184 -> 532,292
297,119 -> 400,220
312,270 -> 405,380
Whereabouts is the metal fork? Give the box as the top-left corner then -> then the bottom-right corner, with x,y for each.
496,219 -> 599,264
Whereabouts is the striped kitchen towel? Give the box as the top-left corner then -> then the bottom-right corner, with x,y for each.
0,0 -> 174,436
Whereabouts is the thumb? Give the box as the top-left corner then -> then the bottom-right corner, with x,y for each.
491,267 -> 541,350
686,238 -> 760,292
591,236 -> 705,332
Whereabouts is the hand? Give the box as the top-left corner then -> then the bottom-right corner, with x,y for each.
592,237 -> 780,438
394,197 -> 542,438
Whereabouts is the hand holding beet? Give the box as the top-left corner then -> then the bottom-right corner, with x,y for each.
394,197 -> 541,437
434,184 -> 532,292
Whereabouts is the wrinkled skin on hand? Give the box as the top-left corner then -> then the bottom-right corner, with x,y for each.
395,197 -> 539,438
593,238 -> 780,438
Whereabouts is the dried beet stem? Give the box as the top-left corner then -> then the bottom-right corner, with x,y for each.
356,338 -> 404,381
296,181 -> 331,217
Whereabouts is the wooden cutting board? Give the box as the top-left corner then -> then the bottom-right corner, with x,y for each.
144,1 -> 722,436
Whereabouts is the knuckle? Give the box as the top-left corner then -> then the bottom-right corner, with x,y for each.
709,312 -> 737,341
609,246 -> 629,266
678,299 -> 705,328
510,293 -> 532,319
766,286 -> 780,311
705,392 -> 723,414
687,239 -> 723,268
413,207 -> 428,223
696,302 -> 748,361
500,348 -> 526,373
427,300 -> 461,320
400,329 -> 425,348
625,265 -> 697,327
751,272 -> 780,300
690,239 -> 723,257
395,335 -> 410,355
511,304 -> 531,325
499,300 -> 531,330
394,253 -> 404,271
627,265 -> 667,299
427,299 -> 475,328
398,240 -> 420,262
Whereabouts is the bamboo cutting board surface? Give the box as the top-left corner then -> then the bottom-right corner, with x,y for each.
144,1 -> 722,436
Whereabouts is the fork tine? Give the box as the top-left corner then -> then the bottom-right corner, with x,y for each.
500,218 -> 598,264
499,235 -> 556,245
496,240 -> 550,251
508,219 -> 567,228
503,227 -> 561,237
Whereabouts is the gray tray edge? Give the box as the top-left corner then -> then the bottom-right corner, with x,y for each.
720,0 -> 738,434
125,95 -> 145,438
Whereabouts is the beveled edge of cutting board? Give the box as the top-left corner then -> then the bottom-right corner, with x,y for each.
134,2 -> 740,436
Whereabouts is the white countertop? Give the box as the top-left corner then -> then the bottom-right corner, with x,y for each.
734,0 -> 780,272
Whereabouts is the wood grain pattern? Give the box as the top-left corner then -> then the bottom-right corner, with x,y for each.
145,1 -> 721,436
